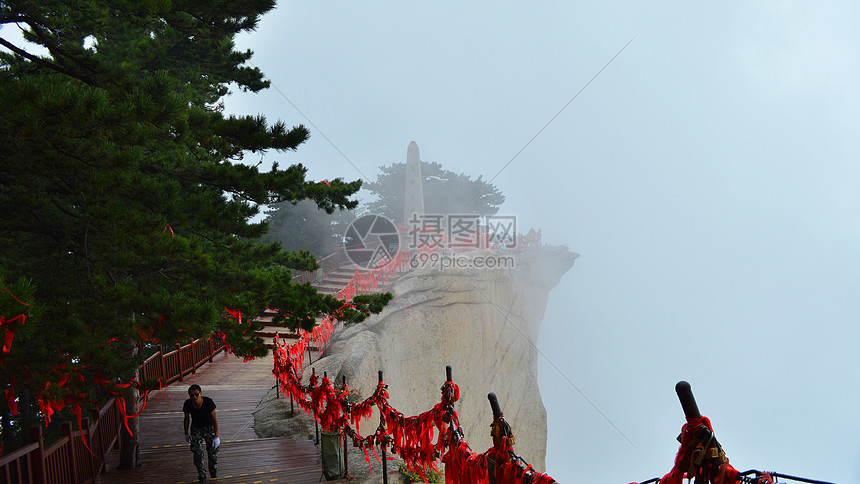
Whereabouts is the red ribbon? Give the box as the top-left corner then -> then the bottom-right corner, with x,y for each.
659,416 -> 739,484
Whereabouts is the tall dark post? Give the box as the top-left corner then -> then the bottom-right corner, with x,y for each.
379,370 -> 388,484
343,375 -> 349,478
487,393 -> 504,484
313,368 -> 319,445
675,381 -> 701,418
274,333 -> 280,399
289,359 -> 296,417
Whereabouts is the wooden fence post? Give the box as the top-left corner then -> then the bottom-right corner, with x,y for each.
82,417 -> 97,481
92,408 -> 106,475
176,343 -> 183,381
189,338 -> 196,373
62,421 -> 81,484
157,344 -> 166,386
28,425 -> 46,484
207,336 -> 214,363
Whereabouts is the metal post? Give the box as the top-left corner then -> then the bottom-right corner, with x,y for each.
273,332 -> 280,399
379,370 -> 388,484
487,393 -> 503,484
289,360 -> 296,417
313,368 -> 319,445
342,375 -> 349,479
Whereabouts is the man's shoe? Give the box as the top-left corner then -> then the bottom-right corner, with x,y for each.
210,470 -> 217,478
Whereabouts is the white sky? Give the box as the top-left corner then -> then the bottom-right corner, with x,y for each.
3,2 -> 858,481
223,2 -> 860,482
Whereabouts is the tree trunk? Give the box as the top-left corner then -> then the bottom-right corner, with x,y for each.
118,339 -> 140,469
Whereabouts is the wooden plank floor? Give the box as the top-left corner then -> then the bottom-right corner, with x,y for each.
98,351 -> 345,484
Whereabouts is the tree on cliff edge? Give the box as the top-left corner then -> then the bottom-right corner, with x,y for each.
364,161 -> 505,225
0,0 -> 389,463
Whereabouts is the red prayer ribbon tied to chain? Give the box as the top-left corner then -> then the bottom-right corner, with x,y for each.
440,414 -> 556,484
334,249 -> 410,301
272,329 -> 558,484
659,416 -> 740,484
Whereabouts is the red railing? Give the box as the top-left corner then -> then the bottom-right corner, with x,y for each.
0,399 -> 120,484
0,335 -> 224,484
139,335 -> 225,386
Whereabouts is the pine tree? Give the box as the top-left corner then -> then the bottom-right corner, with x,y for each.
0,0 -> 390,461
258,200 -> 356,258
364,161 -> 506,225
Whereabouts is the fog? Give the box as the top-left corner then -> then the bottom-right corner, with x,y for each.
226,3 -> 860,482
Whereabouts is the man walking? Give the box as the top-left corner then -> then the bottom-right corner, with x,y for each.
183,384 -> 220,482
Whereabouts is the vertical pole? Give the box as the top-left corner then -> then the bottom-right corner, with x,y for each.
274,332 -> 280,399
92,408 -> 105,475
342,375 -> 348,479
63,421 -> 81,484
189,338 -> 196,374
82,417 -> 97,481
289,358 -> 295,417
175,342 -> 183,382
379,370 -> 388,484
312,368 -> 319,445
157,344 -> 166,387
29,425 -> 45,484
487,393 -> 505,484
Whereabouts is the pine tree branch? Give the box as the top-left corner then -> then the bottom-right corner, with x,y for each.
0,36 -> 92,84
0,15 -> 31,24
25,21 -> 99,86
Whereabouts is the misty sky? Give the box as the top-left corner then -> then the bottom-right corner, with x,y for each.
220,2 -> 860,482
6,1 -> 857,482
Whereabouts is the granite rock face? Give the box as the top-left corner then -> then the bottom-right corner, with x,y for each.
310,245 -> 577,471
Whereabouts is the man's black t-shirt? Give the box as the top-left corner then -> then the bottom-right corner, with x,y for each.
183,396 -> 216,428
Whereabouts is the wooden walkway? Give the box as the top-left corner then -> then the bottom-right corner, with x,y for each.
97,351 -> 344,484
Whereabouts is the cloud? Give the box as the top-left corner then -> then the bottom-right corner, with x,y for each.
733,1 -> 858,94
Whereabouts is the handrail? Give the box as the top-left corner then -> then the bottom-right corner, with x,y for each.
0,334 -> 225,484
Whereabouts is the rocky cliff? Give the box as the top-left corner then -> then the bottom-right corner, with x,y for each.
311,245 -> 577,471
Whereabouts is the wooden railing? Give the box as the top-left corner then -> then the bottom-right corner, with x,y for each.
292,247 -> 351,285
0,335 -> 225,484
0,399 -> 120,484
139,335 -> 225,386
